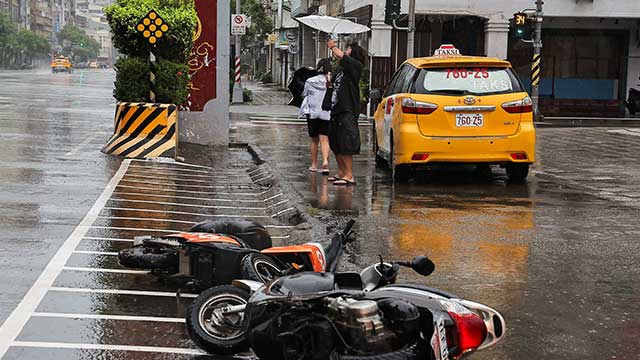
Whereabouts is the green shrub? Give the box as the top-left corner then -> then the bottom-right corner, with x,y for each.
262,71 -> 273,84
243,88 -> 253,102
114,56 -> 190,104
104,0 -> 197,63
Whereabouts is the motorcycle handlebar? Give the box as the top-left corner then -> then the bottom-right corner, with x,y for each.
342,219 -> 355,236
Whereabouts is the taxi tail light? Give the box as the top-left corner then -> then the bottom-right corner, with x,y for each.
501,97 -> 533,113
401,98 -> 438,114
411,153 -> 429,161
510,153 -> 527,160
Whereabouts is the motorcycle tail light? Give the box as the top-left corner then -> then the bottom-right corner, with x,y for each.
441,300 -> 488,358
402,98 -> 438,114
502,97 -> 533,113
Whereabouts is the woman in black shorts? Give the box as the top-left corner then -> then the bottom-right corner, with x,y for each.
299,59 -> 332,173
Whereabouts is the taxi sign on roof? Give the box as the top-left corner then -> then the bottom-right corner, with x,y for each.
433,44 -> 460,56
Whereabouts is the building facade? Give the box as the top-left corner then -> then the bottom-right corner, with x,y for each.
284,0 -> 640,117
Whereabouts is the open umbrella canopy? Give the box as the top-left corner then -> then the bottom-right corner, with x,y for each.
288,67 -> 319,107
295,15 -> 370,34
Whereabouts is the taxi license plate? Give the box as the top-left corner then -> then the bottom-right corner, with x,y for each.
455,113 -> 483,127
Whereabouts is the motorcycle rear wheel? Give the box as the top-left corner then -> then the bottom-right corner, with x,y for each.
331,341 -> 428,360
186,285 -> 250,355
118,245 -> 177,270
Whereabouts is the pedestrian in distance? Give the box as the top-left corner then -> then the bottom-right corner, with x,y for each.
326,39 -> 366,186
299,58 -> 333,174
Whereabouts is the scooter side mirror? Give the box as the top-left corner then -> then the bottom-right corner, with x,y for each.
411,256 -> 435,276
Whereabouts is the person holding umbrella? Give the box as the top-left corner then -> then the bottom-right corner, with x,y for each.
326,39 -> 366,185
299,59 -> 333,174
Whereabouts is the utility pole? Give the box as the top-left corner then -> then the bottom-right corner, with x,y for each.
406,0 -> 415,59
231,0 -> 244,104
531,0 -> 543,121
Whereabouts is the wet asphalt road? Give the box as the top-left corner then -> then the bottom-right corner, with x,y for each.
1,69 -> 639,360
0,69 -> 120,323
232,90 -> 640,360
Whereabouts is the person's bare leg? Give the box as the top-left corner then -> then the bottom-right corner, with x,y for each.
310,136 -> 319,169
333,154 -> 345,179
319,135 -> 330,171
342,155 -> 354,182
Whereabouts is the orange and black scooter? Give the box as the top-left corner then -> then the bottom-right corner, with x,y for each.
118,219 -> 354,290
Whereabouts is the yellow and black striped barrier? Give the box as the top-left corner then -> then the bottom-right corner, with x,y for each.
531,54 -> 541,86
101,102 -> 177,158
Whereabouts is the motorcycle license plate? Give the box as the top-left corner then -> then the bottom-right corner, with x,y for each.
430,317 -> 449,360
455,113 -> 483,127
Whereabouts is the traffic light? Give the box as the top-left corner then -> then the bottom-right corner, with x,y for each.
384,0 -> 401,26
511,12 -> 533,39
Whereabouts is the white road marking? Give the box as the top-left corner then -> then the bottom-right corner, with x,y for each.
272,235 -> 291,240
130,158 -> 214,170
98,216 -> 196,225
62,266 -> 149,275
0,159 -> 131,358
126,168 -> 249,178
124,173 -> 253,185
102,207 -> 270,219
266,200 -> 288,209
48,286 -> 198,298
64,133 -> 101,156
82,236 -> 134,242
31,312 -> 185,323
272,207 -> 296,217
608,129 -> 640,137
73,250 -> 119,256
116,184 -> 268,196
112,191 -> 264,203
252,175 -> 274,183
119,178 -> 258,190
89,226 -> 180,233
10,341 -> 207,355
108,198 -> 266,210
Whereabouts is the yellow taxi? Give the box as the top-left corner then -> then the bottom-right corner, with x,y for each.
51,56 -> 72,73
371,45 -> 535,182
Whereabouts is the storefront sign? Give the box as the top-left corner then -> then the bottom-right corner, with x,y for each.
185,0 -> 218,111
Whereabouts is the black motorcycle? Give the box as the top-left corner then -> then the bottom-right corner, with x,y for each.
186,221 -> 505,359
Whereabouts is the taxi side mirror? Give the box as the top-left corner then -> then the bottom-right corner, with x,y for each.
370,89 -> 382,101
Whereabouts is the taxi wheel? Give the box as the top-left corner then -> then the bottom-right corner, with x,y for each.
372,128 -> 386,167
389,140 -> 411,182
506,164 -> 529,182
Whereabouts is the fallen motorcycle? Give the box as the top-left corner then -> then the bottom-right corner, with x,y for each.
186,223 -> 505,359
118,218 -> 354,290
625,87 -> 640,115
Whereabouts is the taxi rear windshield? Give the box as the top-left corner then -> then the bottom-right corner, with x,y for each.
412,67 -> 524,96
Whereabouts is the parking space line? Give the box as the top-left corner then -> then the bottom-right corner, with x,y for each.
48,287 -> 198,298
31,312 -> 185,323
130,159 -> 215,170
272,207 -> 296,217
10,341 -> 207,355
119,178 -> 258,190
65,133 -> 100,157
116,184 -> 268,196
112,191 -> 264,203
62,267 -> 149,275
90,226 -> 179,233
126,169 -> 249,179
102,207 -> 270,219
123,173 -> 254,185
108,198 -> 266,210
266,200 -> 288,209
83,236 -> 134,242
0,159 -> 131,358
252,175 -> 274,183
98,216 -> 197,225
72,250 -> 118,256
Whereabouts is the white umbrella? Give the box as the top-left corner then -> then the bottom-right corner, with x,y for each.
295,15 -> 370,34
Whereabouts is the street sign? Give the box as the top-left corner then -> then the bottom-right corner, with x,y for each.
231,13 -> 247,36
288,42 -> 299,54
137,10 -> 169,45
267,33 -> 278,44
231,26 -> 246,35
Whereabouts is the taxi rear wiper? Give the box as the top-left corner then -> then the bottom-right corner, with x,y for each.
428,89 -> 469,95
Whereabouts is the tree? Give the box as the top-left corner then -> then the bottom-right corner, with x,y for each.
230,0 -> 273,44
58,25 -> 100,61
0,12 -> 50,67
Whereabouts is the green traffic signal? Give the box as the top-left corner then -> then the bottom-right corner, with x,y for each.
512,12 -> 532,39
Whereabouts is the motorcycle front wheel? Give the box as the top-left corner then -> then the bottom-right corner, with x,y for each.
186,285 -> 250,355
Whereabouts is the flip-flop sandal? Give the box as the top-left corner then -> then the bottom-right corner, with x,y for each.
328,175 -> 341,181
333,178 -> 356,186
308,167 -> 318,172
320,168 -> 330,175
